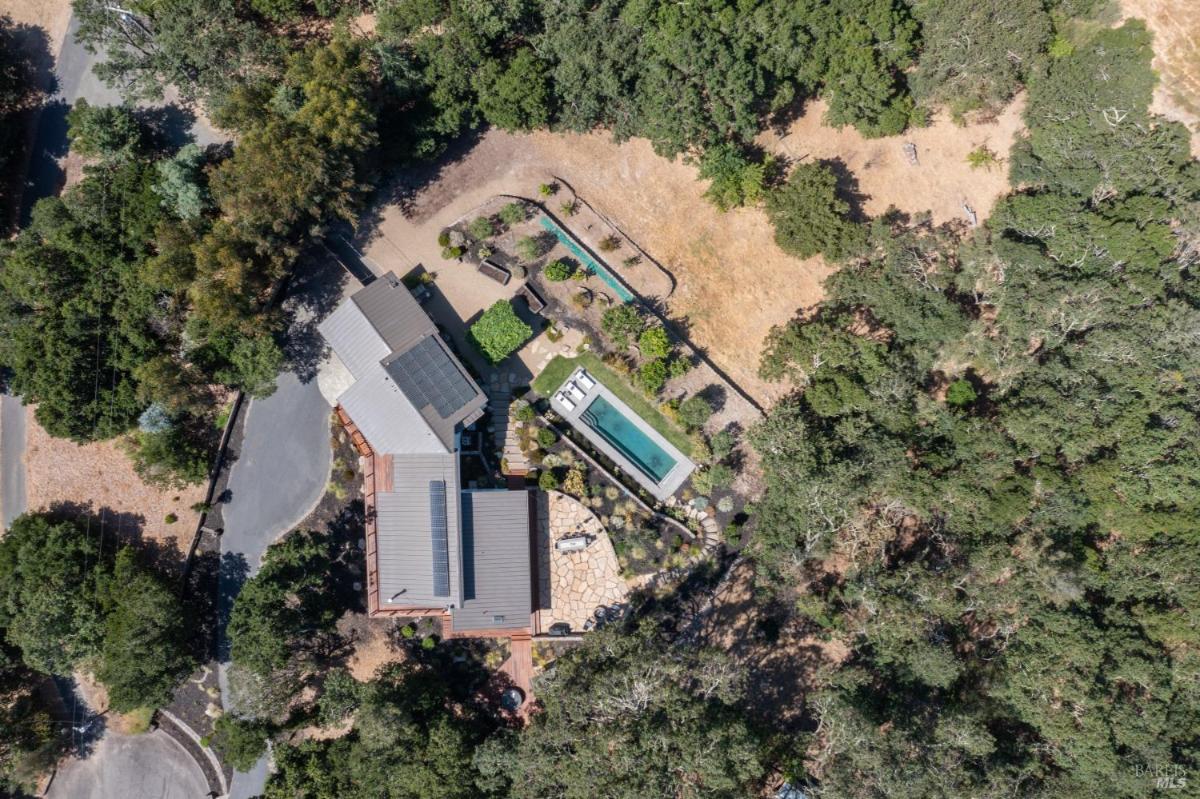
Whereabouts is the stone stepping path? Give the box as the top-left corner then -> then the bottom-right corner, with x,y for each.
487,373 -> 528,475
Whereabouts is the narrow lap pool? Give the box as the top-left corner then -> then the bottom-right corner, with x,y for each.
580,394 -> 677,483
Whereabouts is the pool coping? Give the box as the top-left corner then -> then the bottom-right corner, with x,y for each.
549,367 -> 695,501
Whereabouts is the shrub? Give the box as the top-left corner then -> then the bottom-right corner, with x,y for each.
966,146 -> 1000,171
510,263 -> 527,279
400,624 -> 415,639
536,427 -> 557,448
543,259 -> 572,281
468,216 -> 496,239
571,291 -> 592,309
562,468 -> 587,496
516,236 -> 542,261
164,513 -> 178,524
668,357 -> 692,379
514,402 -> 536,423
622,255 -> 641,268
708,463 -> 734,489
677,395 -> 713,431
469,300 -> 532,364
539,182 -> 556,197
211,715 -> 270,772
601,305 -> 645,348
598,235 -> 621,252
699,142 -> 772,211
421,636 -> 436,650
638,327 -> 671,360
710,429 -> 736,461
717,496 -> 735,513
724,522 -> 742,546
691,469 -> 712,495
946,379 -> 978,407
637,359 -> 667,394
500,202 -> 526,225
559,200 -> 578,216
441,245 -> 464,260
437,231 -> 451,247
570,267 -> 589,282
538,470 -> 560,491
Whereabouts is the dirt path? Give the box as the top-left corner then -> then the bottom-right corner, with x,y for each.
1120,0 -> 1200,155
365,99 -> 1023,407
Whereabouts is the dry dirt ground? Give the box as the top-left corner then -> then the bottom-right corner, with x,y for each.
368,102 -> 1022,407
1,0 -> 72,56
24,406 -> 205,558
1120,0 -> 1200,155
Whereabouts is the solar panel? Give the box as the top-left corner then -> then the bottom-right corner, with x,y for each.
387,336 -> 478,419
429,480 -> 451,597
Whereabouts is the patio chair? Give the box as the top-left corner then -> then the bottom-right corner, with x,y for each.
576,371 -> 597,391
555,392 -> 576,411
567,382 -> 586,402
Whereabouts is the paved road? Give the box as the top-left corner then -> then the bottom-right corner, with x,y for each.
216,256 -> 345,797
46,731 -> 209,799
0,394 -> 26,530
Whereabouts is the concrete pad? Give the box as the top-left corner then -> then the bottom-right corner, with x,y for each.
47,731 -> 208,799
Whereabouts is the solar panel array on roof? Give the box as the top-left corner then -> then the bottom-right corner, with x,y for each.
429,480 -> 450,597
387,336 -> 478,419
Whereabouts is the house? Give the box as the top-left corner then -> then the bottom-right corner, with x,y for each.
318,273 -> 534,638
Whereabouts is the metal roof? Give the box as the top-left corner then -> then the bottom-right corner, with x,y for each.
337,365 -> 446,454
452,490 -> 532,631
376,454 -> 462,609
317,300 -> 391,381
350,272 -> 434,353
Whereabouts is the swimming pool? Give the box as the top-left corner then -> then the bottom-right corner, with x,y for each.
539,217 -> 635,303
580,394 -> 677,483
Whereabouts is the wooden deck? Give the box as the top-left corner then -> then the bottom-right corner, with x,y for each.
500,632 -> 535,710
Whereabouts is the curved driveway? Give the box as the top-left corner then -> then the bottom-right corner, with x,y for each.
221,371 -> 332,574
47,731 -> 208,799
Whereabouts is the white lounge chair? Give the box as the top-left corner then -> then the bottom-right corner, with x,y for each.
567,382 -> 586,402
555,392 -> 576,411
576,371 -> 597,391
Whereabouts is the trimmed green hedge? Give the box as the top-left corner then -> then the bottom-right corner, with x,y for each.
469,300 -> 532,364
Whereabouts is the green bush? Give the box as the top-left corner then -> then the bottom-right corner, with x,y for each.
164,513 -> 178,524
560,200 -> 578,216
400,624 -> 415,639
543,259 -> 572,281
211,715 -> 270,772
946,379 -> 978,407
538,470 -> 560,491
468,216 -> 495,239
421,636 -> 436,650
668,357 -> 692,379
707,463 -> 734,489
598,235 -> 621,252
638,327 -> 671,360
601,305 -> 645,348
441,245 -> 464,259
637,359 -> 667,394
514,403 -> 536,423
437,231 -> 450,247
500,202 -> 526,225
537,427 -> 557,448
677,395 -> 713,431
709,429 -> 736,461
469,300 -> 532,364
539,182 -> 556,197
516,235 -> 543,261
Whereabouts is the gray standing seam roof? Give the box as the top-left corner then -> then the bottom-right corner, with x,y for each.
453,490 -> 532,631
317,301 -> 391,381
350,272 -> 434,353
376,454 -> 462,609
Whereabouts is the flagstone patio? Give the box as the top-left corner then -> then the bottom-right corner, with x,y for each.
537,490 -> 629,632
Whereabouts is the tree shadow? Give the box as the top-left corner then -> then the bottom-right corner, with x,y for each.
136,104 -> 198,154
216,552 -> 250,663
1,17 -> 55,223
280,245 -> 349,383
697,383 -> 728,414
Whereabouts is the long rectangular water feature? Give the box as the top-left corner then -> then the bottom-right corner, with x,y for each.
539,216 -> 635,303
580,395 -> 677,483
549,367 -> 695,500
